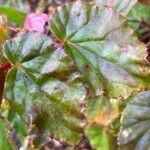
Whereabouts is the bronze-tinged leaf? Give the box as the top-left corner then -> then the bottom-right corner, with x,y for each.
4,32 -> 87,145
50,1 -> 150,100
87,96 -> 120,127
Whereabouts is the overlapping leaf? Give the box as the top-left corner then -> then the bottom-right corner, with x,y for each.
86,126 -> 114,150
94,0 -> 137,16
128,3 -> 150,36
3,32 -> 87,144
118,90 -> 150,149
50,1 -> 150,99
0,116 -> 17,150
1,101 -> 27,146
86,95 -> 120,150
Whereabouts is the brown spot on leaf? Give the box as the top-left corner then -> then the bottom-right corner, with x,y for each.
91,100 -> 120,127
93,109 -> 119,127
76,12 -> 81,17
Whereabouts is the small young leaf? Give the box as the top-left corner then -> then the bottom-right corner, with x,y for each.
0,0 -> 29,13
86,126 -> 113,150
118,90 -> 150,149
4,32 -> 87,145
128,3 -> 150,36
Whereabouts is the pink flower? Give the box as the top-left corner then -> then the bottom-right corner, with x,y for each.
24,13 -> 49,33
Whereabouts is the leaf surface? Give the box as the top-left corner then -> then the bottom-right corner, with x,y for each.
86,126 -> 113,150
50,1 -> 150,99
4,32 -> 87,144
118,90 -> 150,149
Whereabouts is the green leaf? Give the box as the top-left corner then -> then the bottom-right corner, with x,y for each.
1,101 -> 27,145
128,3 -> 150,36
0,116 -> 17,150
94,0 -> 137,16
4,32 -> 87,145
0,15 -> 8,103
50,1 -> 150,99
86,126 -> 113,150
86,96 -> 120,150
118,90 -> 150,149
0,7 -> 26,26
